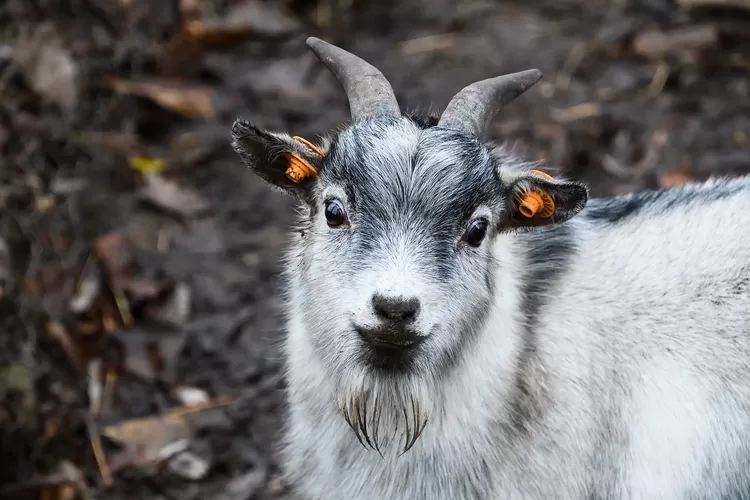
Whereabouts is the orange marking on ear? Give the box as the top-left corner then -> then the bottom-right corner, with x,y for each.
517,169 -> 556,219
285,153 -> 318,183
529,169 -> 555,182
518,190 -> 556,219
293,136 -> 326,158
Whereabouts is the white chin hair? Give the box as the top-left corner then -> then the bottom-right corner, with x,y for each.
335,368 -> 432,456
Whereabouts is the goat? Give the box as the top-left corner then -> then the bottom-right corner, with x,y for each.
230,37 -> 750,500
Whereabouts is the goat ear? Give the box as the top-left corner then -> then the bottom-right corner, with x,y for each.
501,170 -> 588,229
230,119 -> 326,197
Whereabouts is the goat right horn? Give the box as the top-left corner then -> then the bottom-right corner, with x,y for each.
306,37 -> 401,121
437,69 -> 543,140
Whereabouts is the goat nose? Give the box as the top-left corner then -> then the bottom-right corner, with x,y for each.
371,294 -> 420,323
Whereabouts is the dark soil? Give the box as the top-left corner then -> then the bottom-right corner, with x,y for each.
0,0 -> 749,498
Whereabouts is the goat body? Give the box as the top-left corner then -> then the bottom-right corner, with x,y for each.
231,38 -> 750,500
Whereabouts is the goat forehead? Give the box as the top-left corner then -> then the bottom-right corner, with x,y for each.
323,119 -> 499,224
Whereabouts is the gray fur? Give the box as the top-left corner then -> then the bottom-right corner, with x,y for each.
230,41 -> 750,500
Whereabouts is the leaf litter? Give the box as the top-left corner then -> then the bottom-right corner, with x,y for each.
2,0 -> 750,498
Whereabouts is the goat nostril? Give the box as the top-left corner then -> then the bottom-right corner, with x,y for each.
371,294 -> 420,322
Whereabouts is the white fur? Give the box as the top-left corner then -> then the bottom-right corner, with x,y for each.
276,168 -> 750,499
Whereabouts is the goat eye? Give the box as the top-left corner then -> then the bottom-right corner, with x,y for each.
464,219 -> 488,247
324,199 -> 347,227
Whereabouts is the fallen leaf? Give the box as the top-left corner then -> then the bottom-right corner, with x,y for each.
46,321 -> 84,370
70,131 -> 143,156
35,195 -> 56,213
161,440 -> 211,480
658,162 -> 698,188
145,282 -> 192,327
632,25 -> 718,60
140,173 -> 211,219
0,364 -> 36,428
70,274 -> 101,314
111,327 -> 185,381
129,157 -> 167,174
121,275 -> 165,301
88,359 -> 103,415
93,232 -> 131,278
182,19 -> 256,48
0,237 -> 9,300
2,461 -> 90,500
77,320 -> 103,336
14,24 -> 79,110
103,412 -> 190,471
219,468 -> 268,500
678,0 -> 750,9
179,0 -> 203,21
223,0 -> 300,39
174,386 -> 210,407
103,398 -> 231,475
102,77 -> 214,119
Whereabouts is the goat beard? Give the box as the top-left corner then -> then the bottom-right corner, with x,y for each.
336,371 -> 432,456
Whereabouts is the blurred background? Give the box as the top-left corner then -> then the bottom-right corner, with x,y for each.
0,0 -> 748,498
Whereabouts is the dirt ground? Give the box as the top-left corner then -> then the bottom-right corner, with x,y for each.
0,0 -> 749,498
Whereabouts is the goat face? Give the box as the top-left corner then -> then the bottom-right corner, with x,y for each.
230,38 -> 588,453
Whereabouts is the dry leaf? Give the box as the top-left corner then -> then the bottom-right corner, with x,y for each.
140,173 -> 211,219
659,163 -> 699,188
35,461 -> 90,500
146,282 -> 192,327
14,24 -> 78,110
678,0 -> 750,8
632,25 -> 718,60
0,364 -> 36,428
103,398 -> 232,474
181,19 -> 256,48
551,102 -> 600,123
93,232 -> 131,277
46,321 -> 84,370
112,327 -> 185,381
128,157 -> 166,174
70,274 -> 101,314
659,162 -> 698,188
174,386 -> 210,407
70,131 -> 143,155
180,0 -> 204,21
223,0 -> 300,38
161,440 -> 211,480
0,237 -> 9,300
102,77 -> 214,119
103,412 -> 190,469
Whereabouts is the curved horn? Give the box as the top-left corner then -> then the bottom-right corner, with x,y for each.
306,36 -> 400,120
437,69 -> 543,139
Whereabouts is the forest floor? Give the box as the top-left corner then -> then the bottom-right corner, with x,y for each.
0,0 -> 749,498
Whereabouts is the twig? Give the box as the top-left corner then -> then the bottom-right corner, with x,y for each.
87,415 -> 113,487
112,280 -> 133,328
602,129 -> 669,179
102,369 -> 117,419
678,0 -> 750,9
646,62 -> 671,98
400,33 -> 457,56
550,102 -> 600,123
632,25 -> 719,60
555,42 -> 587,92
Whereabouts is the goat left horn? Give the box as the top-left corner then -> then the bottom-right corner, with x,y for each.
307,37 -> 401,121
437,69 -> 543,140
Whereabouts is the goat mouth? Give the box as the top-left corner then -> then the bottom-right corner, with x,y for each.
353,325 -> 425,349
353,324 -> 425,373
